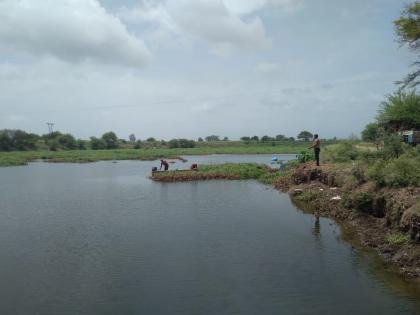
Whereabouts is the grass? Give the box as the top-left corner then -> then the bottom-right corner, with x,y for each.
151,163 -> 280,182
386,233 -> 410,245
0,144 -> 306,167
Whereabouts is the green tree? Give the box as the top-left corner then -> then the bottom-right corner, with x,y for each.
101,132 -> 118,149
129,134 -> 136,142
0,132 -> 12,151
297,130 -> 313,141
205,135 -> 220,141
362,123 -> 384,149
240,136 -> 251,141
275,134 -> 286,141
394,2 -> 420,87
377,91 -> 420,130
251,136 -> 259,141
197,137 -> 204,142
168,139 -> 179,148
58,134 -> 77,150
146,137 -> 156,142
178,139 -> 195,148
90,137 -> 106,150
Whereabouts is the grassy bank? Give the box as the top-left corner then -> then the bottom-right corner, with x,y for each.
0,144 -> 306,167
151,163 -> 275,182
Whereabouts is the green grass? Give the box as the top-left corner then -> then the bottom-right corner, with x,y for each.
385,233 -> 410,245
151,163 -> 273,182
0,144 -> 305,167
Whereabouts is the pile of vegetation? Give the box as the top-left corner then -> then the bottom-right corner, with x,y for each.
151,163 -> 274,182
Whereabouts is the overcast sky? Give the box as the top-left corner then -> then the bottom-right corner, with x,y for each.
0,0 -> 414,140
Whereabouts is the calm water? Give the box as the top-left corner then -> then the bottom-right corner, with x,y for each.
1,155 -> 420,315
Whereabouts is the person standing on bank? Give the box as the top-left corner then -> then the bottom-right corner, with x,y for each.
309,134 -> 321,166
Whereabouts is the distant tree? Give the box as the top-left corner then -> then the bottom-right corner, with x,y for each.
261,135 -> 271,142
0,132 -> 12,151
146,137 -> 156,142
288,137 -> 295,141
101,132 -> 118,149
198,137 -> 204,142
240,136 -> 251,141
362,123 -> 385,150
205,135 -> 220,141
297,131 -> 313,141
377,91 -> 420,130
129,134 -> 136,142
223,136 -> 229,141
178,139 -> 195,148
12,130 -> 38,151
251,136 -> 259,141
77,139 -> 86,150
394,2 -> 420,87
275,134 -> 286,141
58,134 -> 77,150
134,140 -> 142,149
168,139 -> 179,148
90,137 -> 106,150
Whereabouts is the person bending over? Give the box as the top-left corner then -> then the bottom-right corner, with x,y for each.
160,159 -> 169,171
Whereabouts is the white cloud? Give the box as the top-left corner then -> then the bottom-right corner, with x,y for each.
0,0 -> 152,67
118,0 -> 271,57
223,0 -> 304,15
167,0 -> 270,56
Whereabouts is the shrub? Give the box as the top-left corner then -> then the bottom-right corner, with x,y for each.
324,142 -> 359,162
368,154 -> 420,187
297,150 -> 314,163
386,233 -> 410,245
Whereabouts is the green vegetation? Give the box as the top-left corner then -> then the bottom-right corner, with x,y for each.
151,163 -> 290,183
386,233 -> 410,245
394,1 -> 420,88
0,144 -> 307,167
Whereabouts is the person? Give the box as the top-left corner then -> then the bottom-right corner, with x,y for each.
309,134 -> 321,166
160,159 -> 169,171
190,163 -> 198,170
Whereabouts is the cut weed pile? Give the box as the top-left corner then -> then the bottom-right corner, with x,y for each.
151,163 -> 274,182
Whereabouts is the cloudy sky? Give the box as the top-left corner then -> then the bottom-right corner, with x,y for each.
0,0 -> 414,140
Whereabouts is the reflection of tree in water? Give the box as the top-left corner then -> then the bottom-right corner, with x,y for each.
312,212 -> 321,240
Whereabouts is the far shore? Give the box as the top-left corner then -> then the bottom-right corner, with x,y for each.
0,145 -> 305,167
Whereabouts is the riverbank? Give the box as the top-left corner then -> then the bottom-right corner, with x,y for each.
151,162 -> 420,278
0,145 -> 304,167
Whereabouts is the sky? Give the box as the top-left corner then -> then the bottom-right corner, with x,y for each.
0,0 -> 415,140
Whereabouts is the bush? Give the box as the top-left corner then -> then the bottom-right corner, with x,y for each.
368,153 -> 420,187
324,142 -> 359,162
386,233 -> 410,245
297,150 -> 314,163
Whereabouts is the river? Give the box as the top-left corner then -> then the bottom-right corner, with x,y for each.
0,155 -> 419,314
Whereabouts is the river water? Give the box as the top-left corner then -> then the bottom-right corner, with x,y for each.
1,155 -> 420,315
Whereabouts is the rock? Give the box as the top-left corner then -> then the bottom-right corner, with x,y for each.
330,196 -> 342,201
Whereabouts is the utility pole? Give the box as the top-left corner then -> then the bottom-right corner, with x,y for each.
46,122 -> 55,134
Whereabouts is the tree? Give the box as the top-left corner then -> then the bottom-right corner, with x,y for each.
240,136 -> 250,141
77,139 -> 86,150
223,136 -> 229,141
197,137 -> 204,142
129,134 -> 136,142
394,2 -> 420,87
205,135 -> 220,141
168,139 -> 179,148
58,134 -> 77,150
297,131 -> 313,141
90,137 -> 106,150
275,134 -> 286,141
377,91 -> 420,130
146,137 -> 156,142
362,123 -> 384,149
251,136 -> 259,141
0,132 -> 12,151
101,132 -> 118,149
